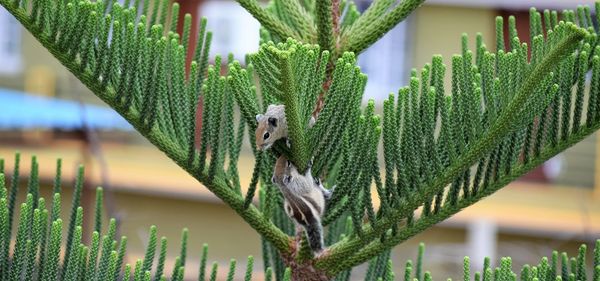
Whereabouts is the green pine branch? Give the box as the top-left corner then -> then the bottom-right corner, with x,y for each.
343,0 -> 426,54
315,0 -> 334,51
243,0 -> 421,58
236,0 -> 301,41
318,21 -> 588,275
321,120 -> 600,275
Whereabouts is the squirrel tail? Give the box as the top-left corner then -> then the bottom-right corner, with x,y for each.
305,218 -> 324,254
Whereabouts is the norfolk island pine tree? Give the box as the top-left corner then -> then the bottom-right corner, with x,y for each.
0,0 -> 600,280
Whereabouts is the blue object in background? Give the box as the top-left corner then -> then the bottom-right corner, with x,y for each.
0,88 -> 133,131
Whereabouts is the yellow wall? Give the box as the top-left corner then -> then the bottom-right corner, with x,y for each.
412,5 -> 497,91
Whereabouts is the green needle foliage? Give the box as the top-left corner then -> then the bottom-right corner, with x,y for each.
1,0 -> 600,279
0,155 -> 273,280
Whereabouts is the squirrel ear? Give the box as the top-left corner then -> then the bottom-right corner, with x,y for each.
255,114 -> 263,122
268,117 -> 277,127
313,177 -> 320,186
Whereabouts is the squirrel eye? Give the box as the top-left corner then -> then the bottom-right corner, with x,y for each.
263,132 -> 270,140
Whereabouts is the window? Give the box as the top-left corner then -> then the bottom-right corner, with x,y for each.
0,7 -> 22,74
200,1 -> 260,62
355,1 -> 412,101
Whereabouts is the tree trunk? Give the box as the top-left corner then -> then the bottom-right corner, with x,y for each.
282,247 -> 332,281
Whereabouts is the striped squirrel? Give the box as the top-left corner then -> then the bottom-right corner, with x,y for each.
271,156 -> 332,254
255,104 -> 315,151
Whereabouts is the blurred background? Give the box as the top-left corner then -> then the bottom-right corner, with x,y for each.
0,0 -> 599,280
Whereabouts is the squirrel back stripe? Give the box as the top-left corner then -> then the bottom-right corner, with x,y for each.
282,191 -> 317,225
282,189 -> 325,254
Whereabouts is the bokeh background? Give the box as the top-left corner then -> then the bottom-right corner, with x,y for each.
0,0 -> 599,280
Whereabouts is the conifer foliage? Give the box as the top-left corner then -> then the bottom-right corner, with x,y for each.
0,154 -> 262,281
1,0 -> 600,279
0,155 -> 599,281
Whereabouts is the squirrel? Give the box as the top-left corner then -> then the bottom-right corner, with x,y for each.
255,104 -> 315,151
271,155 -> 332,254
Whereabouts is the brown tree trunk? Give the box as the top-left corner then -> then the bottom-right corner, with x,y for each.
278,240 -> 333,281
282,253 -> 332,281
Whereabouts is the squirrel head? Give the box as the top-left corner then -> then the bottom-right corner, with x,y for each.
272,156 -> 317,187
255,114 -> 279,150
272,156 -> 298,187
255,105 -> 287,150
